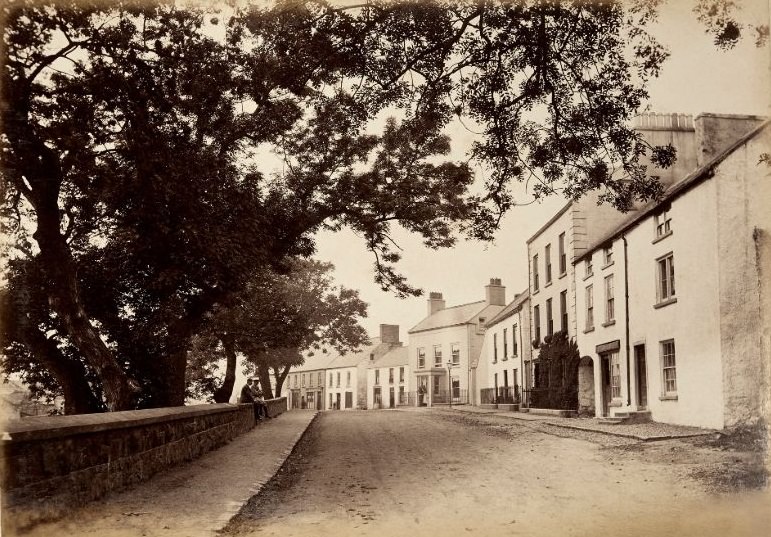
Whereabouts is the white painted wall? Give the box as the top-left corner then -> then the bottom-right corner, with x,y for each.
409,324 -> 478,403
366,365 -> 410,409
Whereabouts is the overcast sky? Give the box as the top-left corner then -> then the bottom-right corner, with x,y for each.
313,0 -> 771,340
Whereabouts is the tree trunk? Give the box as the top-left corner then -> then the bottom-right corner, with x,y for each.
273,364 -> 291,398
257,361 -> 274,399
213,335 -> 237,403
24,326 -> 104,414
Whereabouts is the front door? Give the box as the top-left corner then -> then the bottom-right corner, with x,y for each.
389,387 -> 395,408
335,392 -> 341,410
635,345 -> 648,409
601,355 -> 611,417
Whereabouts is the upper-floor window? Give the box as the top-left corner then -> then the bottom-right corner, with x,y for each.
560,290 -> 568,333
503,328 -> 508,359
585,285 -> 594,330
336,372 -> 341,387
329,373 -> 333,387
661,339 -> 677,395
417,348 -> 426,369
657,253 -> 676,303
493,333 -> 498,363
545,244 -> 552,284
302,374 -> 306,387
309,373 -> 314,387
451,343 -> 460,365
512,324 -> 518,356
586,258 -> 593,277
399,367 -> 405,383
318,372 -> 323,386
433,345 -> 442,366
346,371 -> 351,387
546,298 -> 554,337
533,305 -> 541,343
655,209 -> 672,237
375,369 -> 380,385
532,254 -> 540,291
558,232 -> 567,275
294,375 -> 298,387
603,246 -> 613,266
389,368 -> 394,384
604,275 -> 615,322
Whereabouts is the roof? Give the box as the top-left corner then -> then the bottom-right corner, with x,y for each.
575,119 -> 771,263
368,346 -> 408,369
486,289 -> 530,327
290,351 -> 340,373
408,300 -> 487,333
327,337 -> 384,369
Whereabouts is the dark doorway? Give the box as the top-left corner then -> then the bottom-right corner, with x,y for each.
389,387 -> 395,408
601,355 -> 611,417
335,392 -> 341,410
345,391 -> 353,409
635,345 -> 648,409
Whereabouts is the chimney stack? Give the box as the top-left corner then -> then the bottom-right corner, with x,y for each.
428,292 -> 446,315
485,278 -> 506,306
379,324 -> 400,345
694,113 -> 765,167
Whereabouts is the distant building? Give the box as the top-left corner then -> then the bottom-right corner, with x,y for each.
366,346 -> 410,409
408,279 -> 507,406
574,114 -> 769,429
476,290 -> 531,409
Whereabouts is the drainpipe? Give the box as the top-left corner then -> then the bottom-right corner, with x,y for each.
623,235 -> 631,407
518,307 -> 525,403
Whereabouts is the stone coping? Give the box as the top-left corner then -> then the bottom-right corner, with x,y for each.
1,399 -> 284,443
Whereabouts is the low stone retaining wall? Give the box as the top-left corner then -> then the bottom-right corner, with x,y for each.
527,407 -> 578,418
1,398 -> 286,533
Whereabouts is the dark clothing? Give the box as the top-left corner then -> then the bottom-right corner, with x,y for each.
239,384 -> 255,404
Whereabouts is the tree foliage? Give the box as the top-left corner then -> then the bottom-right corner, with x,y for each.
532,330 -> 580,410
1,0 -> 720,411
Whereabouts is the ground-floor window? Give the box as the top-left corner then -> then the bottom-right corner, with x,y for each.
608,351 -> 621,399
432,375 -> 441,394
451,377 -> 460,399
661,339 -> 677,395
374,386 -> 382,406
329,393 -> 333,409
345,391 -> 353,409
398,386 -> 405,404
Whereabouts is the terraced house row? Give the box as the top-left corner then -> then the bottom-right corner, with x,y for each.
281,112 -> 770,430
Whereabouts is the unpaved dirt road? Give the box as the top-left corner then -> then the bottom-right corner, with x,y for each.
224,409 -> 770,537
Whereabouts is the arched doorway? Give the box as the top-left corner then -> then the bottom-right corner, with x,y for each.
578,356 -> 595,417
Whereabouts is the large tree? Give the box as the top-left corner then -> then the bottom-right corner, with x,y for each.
187,259 -> 368,403
2,0 -> 698,411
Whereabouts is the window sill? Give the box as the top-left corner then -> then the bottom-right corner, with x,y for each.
532,288 -> 540,296
502,357 -> 508,362
559,271 -> 567,280
602,261 -> 615,270
544,281 -> 553,289
654,297 -> 677,309
583,272 -> 594,281
601,320 -> 616,327
583,327 -> 595,334
652,230 -> 673,244
659,395 -> 678,401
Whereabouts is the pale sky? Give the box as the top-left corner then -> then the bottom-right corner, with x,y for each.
313,0 -> 771,339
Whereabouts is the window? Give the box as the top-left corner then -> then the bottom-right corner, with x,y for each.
451,343 -> 460,365
609,351 -> 621,399
309,373 -> 313,387
559,290 -> 568,333
418,348 -> 425,369
558,232 -> 567,275
545,244 -> 552,284
346,371 -> 351,387
318,372 -> 323,386
604,275 -> 615,323
586,258 -> 593,277
302,374 -> 306,387
586,285 -> 594,330
389,368 -> 394,384
493,334 -> 498,363
375,370 -> 380,385
336,372 -> 340,387
512,324 -> 518,356
513,368 -> 519,388
503,328 -> 508,359
546,298 -> 554,337
661,340 -> 677,395
399,367 -> 405,383
432,375 -> 441,394
604,246 -> 613,266
433,345 -> 442,366
503,369 -> 509,387
655,209 -> 672,237
329,373 -> 333,387
657,253 -> 676,302
533,254 -> 539,291
294,375 -> 297,387
534,305 -> 541,342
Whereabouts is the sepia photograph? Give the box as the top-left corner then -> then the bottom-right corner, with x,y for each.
1,0 -> 769,536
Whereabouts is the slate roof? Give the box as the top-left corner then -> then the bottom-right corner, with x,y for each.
326,337 -> 384,369
575,119 -> 770,263
408,300 -> 488,333
367,346 -> 408,369
486,290 -> 530,327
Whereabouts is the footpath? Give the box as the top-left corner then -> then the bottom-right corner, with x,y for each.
449,405 -> 714,441
22,410 -> 318,537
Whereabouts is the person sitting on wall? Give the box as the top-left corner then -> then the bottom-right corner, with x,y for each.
251,380 -> 269,420
239,378 -> 255,405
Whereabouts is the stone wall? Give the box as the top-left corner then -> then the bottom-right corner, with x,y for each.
1,399 -> 285,532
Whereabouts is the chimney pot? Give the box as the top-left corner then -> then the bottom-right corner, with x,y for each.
485,278 -> 506,306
